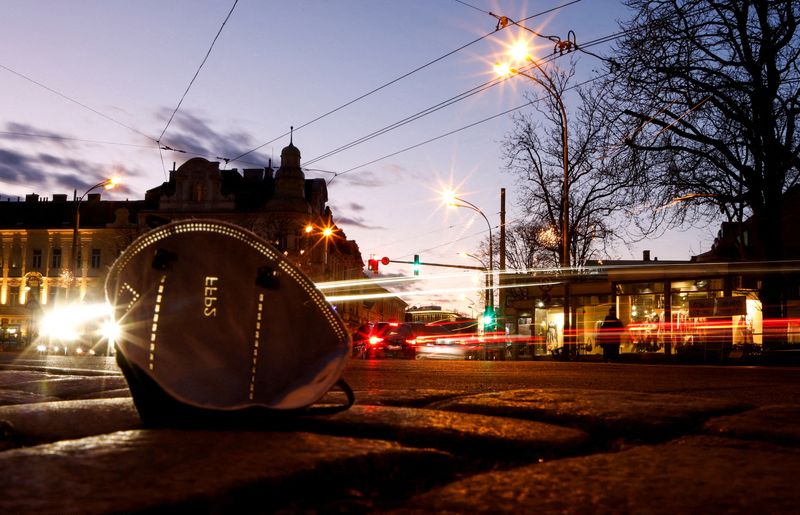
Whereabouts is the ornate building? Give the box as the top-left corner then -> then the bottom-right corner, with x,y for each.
0,141 -> 405,350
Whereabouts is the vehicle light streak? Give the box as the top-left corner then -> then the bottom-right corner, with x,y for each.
323,280 -> 562,303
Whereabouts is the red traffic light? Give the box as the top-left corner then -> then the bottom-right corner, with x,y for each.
380,256 -> 390,265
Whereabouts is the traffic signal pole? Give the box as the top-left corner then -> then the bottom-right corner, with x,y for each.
388,259 -> 485,271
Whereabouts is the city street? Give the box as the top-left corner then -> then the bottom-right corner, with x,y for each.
342,358 -> 800,407
2,353 -> 800,512
4,353 -> 800,407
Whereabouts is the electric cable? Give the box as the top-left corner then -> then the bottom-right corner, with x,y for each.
0,62 -> 157,143
230,1 -> 581,164
304,52 -> 562,167
157,0 -> 239,143
326,72 -> 607,183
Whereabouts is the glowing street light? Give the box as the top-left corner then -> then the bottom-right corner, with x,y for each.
495,39 -> 572,351
494,43 -> 569,268
444,192 -> 493,310
70,177 -> 120,299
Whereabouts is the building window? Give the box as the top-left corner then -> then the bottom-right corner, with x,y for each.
51,248 -> 62,269
10,245 -> 21,270
32,249 -> 42,269
8,291 -> 18,306
91,249 -> 101,269
193,182 -> 205,202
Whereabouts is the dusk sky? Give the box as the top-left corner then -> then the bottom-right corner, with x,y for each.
1,0 -> 717,315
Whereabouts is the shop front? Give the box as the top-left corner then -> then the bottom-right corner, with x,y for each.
501,260 -> 779,360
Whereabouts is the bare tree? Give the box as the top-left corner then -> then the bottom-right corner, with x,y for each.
604,0 -> 800,327
501,62 -> 638,267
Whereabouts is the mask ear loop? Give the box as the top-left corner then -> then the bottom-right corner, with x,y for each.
302,378 -> 355,415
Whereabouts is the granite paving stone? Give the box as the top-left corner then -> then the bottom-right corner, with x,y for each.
4,375 -> 129,400
430,388 -> 751,441
0,370 -> 55,386
75,387 -> 132,400
704,404 -> 800,446
0,398 -> 141,446
299,405 -> 590,462
0,388 -> 61,406
400,435 -> 800,514
320,388 -> 468,408
0,429 -> 455,514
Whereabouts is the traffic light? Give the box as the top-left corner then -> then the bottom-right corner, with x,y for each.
367,257 -> 389,275
482,306 -> 496,332
412,254 -> 421,276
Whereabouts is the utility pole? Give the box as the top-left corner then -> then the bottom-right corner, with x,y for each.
499,188 -> 506,330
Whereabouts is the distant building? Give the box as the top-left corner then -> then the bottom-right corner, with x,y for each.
0,141 -> 403,348
405,305 -> 465,324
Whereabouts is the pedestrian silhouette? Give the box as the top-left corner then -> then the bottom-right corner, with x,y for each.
599,307 -> 623,362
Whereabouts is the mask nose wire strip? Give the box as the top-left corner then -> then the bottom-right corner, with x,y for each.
249,293 -> 265,400
148,275 -> 168,371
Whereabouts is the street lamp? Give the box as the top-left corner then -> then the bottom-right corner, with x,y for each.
322,226 -> 334,266
444,193 -> 493,311
495,40 -> 572,351
70,177 -> 120,299
494,47 -> 569,267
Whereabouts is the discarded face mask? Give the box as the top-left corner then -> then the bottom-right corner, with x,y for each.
105,219 -> 353,426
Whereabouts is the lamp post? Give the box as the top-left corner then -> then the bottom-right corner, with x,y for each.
322,226 -> 333,267
444,193 -> 493,311
70,177 -> 119,299
495,42 -> 572,351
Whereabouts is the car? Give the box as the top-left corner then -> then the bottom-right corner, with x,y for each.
352,322 -> 452,359
414,323 -> 509,360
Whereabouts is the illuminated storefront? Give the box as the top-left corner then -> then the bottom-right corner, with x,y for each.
501,259 -> 798,358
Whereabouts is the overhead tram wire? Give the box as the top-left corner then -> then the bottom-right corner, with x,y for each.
303,51 -> 567,168
229,0 -> 581,165
326,71 -> 609,184
316,20 -> 666,182
303,70 -> 517,167
0,130 -> 154,149
0,1 -> 582,173
157,0 -> 239,144
452,0 -> 493,16
230,31 -> 497,164
308,24 -> 646,175
0,62 -> 157,144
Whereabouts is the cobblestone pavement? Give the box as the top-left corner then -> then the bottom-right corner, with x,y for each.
1,360 -> 799,514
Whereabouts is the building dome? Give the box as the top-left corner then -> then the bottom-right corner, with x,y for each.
271,138 -> 309,213
280,142 -> 301,168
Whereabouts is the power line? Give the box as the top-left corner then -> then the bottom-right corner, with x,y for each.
157,0 -> 239,143
0,130 -> 152,148
452,0 -> 492,16
0,62 -> 157,143
304,72 -> 513,167
305,51 -> 564,168
230,32 -> 496,163
327,72 -> 608,182
230,1 -> 581,164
